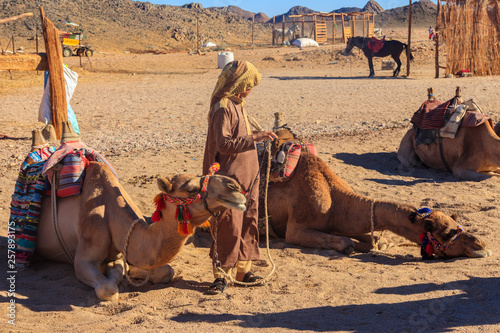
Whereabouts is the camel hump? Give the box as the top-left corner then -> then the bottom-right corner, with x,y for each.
297,153 -> 354,193
85,161 -> 120,187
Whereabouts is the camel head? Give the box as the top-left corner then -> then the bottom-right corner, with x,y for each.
415,210 -> 491,259
157,173 -> 246,226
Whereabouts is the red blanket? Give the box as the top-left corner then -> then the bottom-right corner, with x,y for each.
410,99 -> 451,129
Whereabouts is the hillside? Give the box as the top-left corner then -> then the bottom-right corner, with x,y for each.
377,0 -> 437,27
0,0 -> 270,52
0,0 -> 437,53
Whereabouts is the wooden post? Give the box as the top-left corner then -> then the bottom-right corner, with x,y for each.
352,16 -> 356,37
313,15 -> 317,41
332,15 -> 336,44
407,0 -> 412,77
363,15 -> 366,37
272,16 -> 275,45
40,5 -> 68,139
301,17 -> 304,38
12,36 -> 15,54
435,32 -> 439,78
341,15 -> 345,43
0,12 -> 33,24
252,15 -> 254,45
282,15 -> 285,44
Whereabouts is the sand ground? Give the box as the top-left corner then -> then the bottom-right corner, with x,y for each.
1,29 -> 499,332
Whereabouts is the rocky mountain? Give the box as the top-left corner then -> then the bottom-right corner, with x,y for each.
0,0 -> 437,53
210,5 -> 269,23
363,0 -> 384,14
253,12 -> 270,23
331,7 -> 363,14
0,0 -> 270,52
376,0 -> 437,27
272,5 -> 316,22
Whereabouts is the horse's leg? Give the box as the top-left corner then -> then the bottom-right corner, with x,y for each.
393,54 -> 402,77
367,56 -> 375,77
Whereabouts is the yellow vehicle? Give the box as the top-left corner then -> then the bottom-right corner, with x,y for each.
57,21 -> 95,57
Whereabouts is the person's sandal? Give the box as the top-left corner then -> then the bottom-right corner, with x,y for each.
241,272 -> 266,286
206,278 -> 228,294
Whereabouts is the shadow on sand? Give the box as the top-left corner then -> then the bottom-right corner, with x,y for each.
170,276 -> 500,332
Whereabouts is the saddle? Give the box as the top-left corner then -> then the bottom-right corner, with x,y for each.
367,36 -> 385,54
256,125 -> 317,237
411,94 -> 491,145
257,125 -> 317,183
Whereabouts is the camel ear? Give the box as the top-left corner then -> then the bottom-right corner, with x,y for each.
450,213 -> 458,221
157,176 -> 173,193
424,219 -> 435,233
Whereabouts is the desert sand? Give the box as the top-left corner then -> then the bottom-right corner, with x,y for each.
1,30 -> 499,332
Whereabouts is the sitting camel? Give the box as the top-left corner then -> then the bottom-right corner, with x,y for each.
36,161 -> 247,301
398,89 -> 500,180
263,127 -> 490,259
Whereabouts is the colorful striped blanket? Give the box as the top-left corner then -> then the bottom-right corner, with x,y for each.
411,99 -> 451,129
10,147 -> 56,269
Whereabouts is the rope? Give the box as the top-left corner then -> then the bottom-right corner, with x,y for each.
123,218 -> 150,287
369,200 -> 385,253
213,140 -> 276,286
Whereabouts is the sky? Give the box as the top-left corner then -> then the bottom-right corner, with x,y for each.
138,0 -> 438,17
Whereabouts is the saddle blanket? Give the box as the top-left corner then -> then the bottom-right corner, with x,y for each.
270,141 -> 317,182
10,146 -> 56,269
368,37 -> 385,54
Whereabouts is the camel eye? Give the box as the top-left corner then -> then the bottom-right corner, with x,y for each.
442,229 -> 457,241
227,182 -> 240,192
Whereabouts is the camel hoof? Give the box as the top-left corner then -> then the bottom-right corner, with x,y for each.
96,282 -> 119,301
342,244 -> 355,256
150,265 -> 175,284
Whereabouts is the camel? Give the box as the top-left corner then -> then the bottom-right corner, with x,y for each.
263,127 -> 490,259
398,120 -> 500,180
35,161 -> 247,301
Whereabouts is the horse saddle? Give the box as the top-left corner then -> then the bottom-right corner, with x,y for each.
368,37 -> 385,54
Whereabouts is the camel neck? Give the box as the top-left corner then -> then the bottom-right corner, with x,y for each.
120,205 -> 192,270
370,200 -> 422,243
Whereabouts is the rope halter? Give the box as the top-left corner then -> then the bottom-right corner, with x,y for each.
410,207 -> 464,259
421,225 -> 464,259
151,163 -> 220,236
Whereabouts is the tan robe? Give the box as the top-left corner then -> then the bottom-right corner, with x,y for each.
203,99 -> 260,267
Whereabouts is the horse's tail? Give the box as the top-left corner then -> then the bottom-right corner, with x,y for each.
403,43 -> 415,61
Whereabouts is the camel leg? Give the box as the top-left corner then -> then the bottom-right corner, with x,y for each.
128,264 -> 175,284
74,237 -> 121,301
285,220 -> 355,255
397,128 -> 423,172
351,234 -> 390,252
452,167 -> 492,181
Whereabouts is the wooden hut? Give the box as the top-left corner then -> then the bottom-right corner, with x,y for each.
437,0 -> 500,76
284,12 -> 376,45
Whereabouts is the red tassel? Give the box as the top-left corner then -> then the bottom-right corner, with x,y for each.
177,221 -> 194,236
151,210 -> 162,222
420,233 -> 426,243
425,243 -> 434,255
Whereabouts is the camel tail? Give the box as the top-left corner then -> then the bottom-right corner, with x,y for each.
403,43 -> 415,61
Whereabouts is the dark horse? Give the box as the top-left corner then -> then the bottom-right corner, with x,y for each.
344,36 -> 414,78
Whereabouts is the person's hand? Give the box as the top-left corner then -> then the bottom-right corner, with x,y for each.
252,130 -> 278,142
